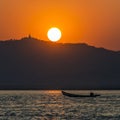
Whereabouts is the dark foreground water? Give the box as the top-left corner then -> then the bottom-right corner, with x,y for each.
0,90 -> 120,120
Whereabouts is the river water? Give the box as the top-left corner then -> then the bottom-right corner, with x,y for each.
0,90 -> 120,120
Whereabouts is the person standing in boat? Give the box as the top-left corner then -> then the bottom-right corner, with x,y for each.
90,92 -> 94,97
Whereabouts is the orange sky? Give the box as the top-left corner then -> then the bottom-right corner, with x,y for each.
0,0 -> 120,50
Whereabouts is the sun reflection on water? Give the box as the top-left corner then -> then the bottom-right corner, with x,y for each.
47,90 -> 61,94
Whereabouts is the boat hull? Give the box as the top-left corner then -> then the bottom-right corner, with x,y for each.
62,91 -> 100,97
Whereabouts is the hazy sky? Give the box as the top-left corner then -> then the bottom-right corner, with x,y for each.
0,0 -> 120,50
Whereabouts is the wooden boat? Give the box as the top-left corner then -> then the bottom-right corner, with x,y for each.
62,91 -> 100,97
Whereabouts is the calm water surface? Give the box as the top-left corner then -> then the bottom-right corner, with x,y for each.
0,90 -> 120,120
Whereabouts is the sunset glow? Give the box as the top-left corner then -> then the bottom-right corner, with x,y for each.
0,0 -> 120,50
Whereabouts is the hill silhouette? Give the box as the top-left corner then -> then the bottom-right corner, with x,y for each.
0,37 -> 120,90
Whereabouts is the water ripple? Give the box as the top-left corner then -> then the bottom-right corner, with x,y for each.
0,90 -> 120,120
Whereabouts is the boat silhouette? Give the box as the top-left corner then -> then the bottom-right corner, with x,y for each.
62,91 -> 100,97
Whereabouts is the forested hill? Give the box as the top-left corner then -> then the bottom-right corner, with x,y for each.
0,37 -> 120,89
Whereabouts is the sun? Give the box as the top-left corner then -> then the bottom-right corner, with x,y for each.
47,27 -> 62,42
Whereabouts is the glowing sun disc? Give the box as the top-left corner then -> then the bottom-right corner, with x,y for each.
47,27 -> 61,42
